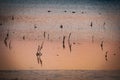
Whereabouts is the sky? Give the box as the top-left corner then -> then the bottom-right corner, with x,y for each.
0,0 -> 120,6
0,0 -> 120,70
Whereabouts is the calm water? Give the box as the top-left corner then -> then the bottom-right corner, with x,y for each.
0,70 -> 120,80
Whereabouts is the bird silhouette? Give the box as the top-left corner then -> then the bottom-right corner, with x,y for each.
63,36 -> 66,49
72,11 -> 76,13
12,16 -> 14,20
100,41 -> 104,51
34,25 -> 37,29
73,42 -> 76,45
4,31 -> 9,47
81,11 -> 84,14
23,36 -> 25,40
4,37 -> 8,47
105,51 -> 108,61
60,25 -> 63,29
68,33 -> 72,52
36,41 -> 44,66
43,31 -> 46,39
90,22 -> 93,28
47,34 -> 49,40
64,10 -> 67,12
48,10 -> 51,13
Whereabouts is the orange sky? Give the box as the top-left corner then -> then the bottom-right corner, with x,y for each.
0,8 -> 120,70
0,39 -> 120,70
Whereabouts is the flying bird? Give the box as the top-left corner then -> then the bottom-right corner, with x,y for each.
4,31 -> 9,47
34,25 -> 37,29
43,31 -> 46,39
47,34 -> 49,40
12,16 -> 14,20
72,11 -> 76,13
68,33 -> 72,52
23,36 -> 25,40
81,11 -> 84,14
48,10 -> 51,13
36,41 -> 44,66
62,36 -> 66,49
73,42 -> 76,45
64,10 -> 67,12
90,22 -> 93,28
105,51 -> 108,61
4,37 -> 8,47
100,41 -> 104,51
60,25 -> 63,29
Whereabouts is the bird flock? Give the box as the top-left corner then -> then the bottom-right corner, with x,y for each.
0,10 -> 119,67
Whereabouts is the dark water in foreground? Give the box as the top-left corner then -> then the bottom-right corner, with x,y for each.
0,70 -> 120,80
